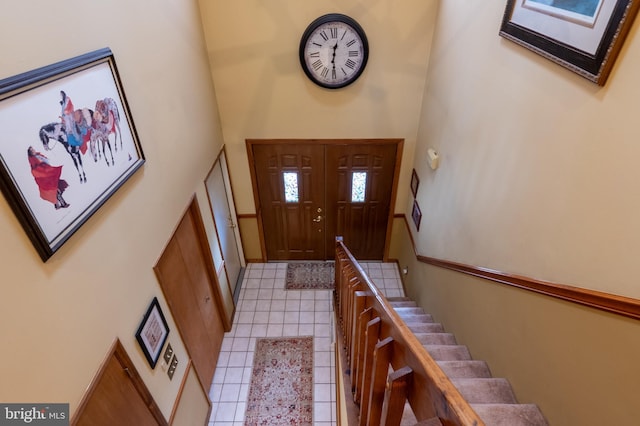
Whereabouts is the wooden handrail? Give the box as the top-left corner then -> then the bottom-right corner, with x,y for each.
335,237 -> 485,426
417,254 -> 640,320
400,211 -> 640,320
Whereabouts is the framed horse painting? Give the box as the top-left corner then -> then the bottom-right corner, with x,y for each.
0,48 -> 144,261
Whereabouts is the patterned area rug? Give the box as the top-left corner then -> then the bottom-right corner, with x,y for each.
245,337 -> 314,426
285,262 -> 335,290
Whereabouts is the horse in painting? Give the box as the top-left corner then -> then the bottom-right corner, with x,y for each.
38,122 -> 88,183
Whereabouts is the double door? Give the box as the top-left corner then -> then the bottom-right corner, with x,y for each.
251,141 -> 399,260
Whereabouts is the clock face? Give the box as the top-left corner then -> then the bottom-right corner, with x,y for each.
299,14 -> 369,89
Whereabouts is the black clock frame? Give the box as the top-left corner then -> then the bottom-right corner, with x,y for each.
299,13 -> 369,89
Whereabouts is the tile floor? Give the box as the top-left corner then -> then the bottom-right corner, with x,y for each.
208,261 -> 404,426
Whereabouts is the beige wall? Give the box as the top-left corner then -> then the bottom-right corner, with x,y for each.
392,0 -> 640,424
0,0 -> 223,421
391,223 -> 640,426
413,0 -> 640,299
198,0 -> 439,222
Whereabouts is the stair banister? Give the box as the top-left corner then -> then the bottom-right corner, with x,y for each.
335,236 -> 486,426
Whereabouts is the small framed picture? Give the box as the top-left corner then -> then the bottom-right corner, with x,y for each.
410,169 -> 419,198
135,297 -> 170,369
411,200 -> 422,231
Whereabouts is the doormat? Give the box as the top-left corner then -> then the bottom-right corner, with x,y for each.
285,262 -> 335,290
245,336 -> 314,426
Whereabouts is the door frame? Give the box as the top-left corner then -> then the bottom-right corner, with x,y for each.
205,147 -> 246,299
246,138 -> 403,261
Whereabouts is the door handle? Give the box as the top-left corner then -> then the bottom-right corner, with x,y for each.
312,215 -> 323,223
227,216 -> 237,228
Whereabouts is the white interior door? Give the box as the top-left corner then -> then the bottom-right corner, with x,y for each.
206,151 -> 244,297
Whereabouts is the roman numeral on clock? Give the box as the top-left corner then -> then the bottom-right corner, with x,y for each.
345,59 -> 356,69
346,39 -> 356,47
312,59 -> 323,71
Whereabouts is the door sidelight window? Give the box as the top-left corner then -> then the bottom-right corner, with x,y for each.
351,171 -> 367,202
283,172 -> 299,203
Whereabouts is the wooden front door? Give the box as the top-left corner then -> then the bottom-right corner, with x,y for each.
252,143 -> 326,260
326,143 -> 398,259
154,198 -> 228,389
250,140 -> 399,260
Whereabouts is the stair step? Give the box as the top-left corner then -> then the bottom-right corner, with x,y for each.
394,307 -> 426,316
399,402 -> 417,426
437,360 -> 492,378
407,322 -> 445,333
397,313 -> 434,323
389,297 -> 548,426
424,345 -> 471,361
471,403 -> 549,426
390,300 -> 419,308
414,333 -> 457,345
387,296 -> 412,302
451,378 -> 517,404
399,402 -> 444,426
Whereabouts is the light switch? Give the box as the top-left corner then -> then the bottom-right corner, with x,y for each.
163,343 -> 173,365
168,354 -> 178,380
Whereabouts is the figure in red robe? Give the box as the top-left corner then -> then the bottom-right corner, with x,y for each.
27,146 -> 70,209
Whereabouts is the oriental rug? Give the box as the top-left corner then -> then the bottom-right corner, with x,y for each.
285,262 -> 334,290
244,336 -> 314,426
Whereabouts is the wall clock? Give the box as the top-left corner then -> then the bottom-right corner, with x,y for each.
299,13 -> 369,89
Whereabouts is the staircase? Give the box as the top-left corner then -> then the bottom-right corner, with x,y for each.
389,296 -> 548,426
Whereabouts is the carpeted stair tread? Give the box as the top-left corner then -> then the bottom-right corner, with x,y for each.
400,402 -> 418,426
451,378 -> 518,404
389,296 -> 548,426
400,402 -> 443,426
388,296 -> 413,302
414,332 -> 457,345
389,299 -> 419,308
424,344 -> 471,360
407,322 -> 445,333
471,404 -> 549,426
437,360 -> 492,378
395,307 -> 427,316
397,313 -> 435,323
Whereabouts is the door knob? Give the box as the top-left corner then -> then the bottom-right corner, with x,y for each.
312,215 -> 323,223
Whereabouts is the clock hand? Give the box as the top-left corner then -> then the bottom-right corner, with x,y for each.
331,42 -> 338,68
